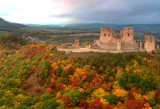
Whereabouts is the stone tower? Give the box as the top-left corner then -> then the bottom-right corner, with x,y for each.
74,39 -> 79,47
117,40 -> 122,51
144,35 -> 155,52
139,42 -> 143,50
120,27 -> 134,43
100,27 -> 117,44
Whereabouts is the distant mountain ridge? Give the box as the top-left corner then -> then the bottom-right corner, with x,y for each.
0,18 -> 26,31
0,17 -> 160,33
30,23 -> 160,33
61,23 -> 160,33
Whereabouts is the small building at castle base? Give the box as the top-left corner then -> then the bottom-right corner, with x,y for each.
92,27 -> 155,53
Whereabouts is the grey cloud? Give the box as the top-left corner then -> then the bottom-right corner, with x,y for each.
52,0 -> 160,24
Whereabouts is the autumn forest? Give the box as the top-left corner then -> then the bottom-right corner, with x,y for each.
0,18 -> 160,109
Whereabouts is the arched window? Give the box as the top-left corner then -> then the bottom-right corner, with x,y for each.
128,33 -> 129,37
104,33 -> 106,36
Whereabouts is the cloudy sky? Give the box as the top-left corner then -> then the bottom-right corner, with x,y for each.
0,0 -> 160,24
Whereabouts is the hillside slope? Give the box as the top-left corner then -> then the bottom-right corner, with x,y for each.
0,34 -> 30,50
0,18 -> 26,31
0,44 -> 160,108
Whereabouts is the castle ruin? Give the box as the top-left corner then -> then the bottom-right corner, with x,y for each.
92,27 -> 155,53
57,27 -> 155,53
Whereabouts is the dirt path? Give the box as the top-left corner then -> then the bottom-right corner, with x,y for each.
26,73 -> 46,97
26,73 -> 57,98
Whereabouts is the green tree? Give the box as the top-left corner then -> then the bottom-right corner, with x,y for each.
38,60 -> 51,79
39,100 -> 60,109
40,92 -> 52,102
103,94 -> 118,105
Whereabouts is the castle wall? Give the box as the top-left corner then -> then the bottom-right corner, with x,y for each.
117,40 -> 122,51
120,27 -> 134,43
99,43 -> 117,50
57,27 -> 155,54
140,42 -> 143,50
100,27 -> 117,44
79,27 -> 155,53
144,35 -> 155,52
121,40 -> 139,50
98,27 -> 139,51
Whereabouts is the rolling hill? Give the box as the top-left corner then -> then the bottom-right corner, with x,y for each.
0,18 -> 26,31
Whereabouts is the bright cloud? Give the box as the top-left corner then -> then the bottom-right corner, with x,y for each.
0,0 -> 160,24
0,0 -> 72,24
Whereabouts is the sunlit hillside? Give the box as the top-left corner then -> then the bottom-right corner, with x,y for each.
0,43 -> 160,109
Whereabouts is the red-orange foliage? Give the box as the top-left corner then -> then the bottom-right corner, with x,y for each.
89,99 -> 102,109
48,69 -> 55,77
128,92 -> 135,100
24,46 -> 45,59
56,83 -> 65,91
71,78 -> 79,87
22,83 -> 29,89
131,88 -> 142,93
126,99 -> 144,109
51,81 -> 55,86
46,88 -> 52,93
28,65 -> 37,75
103,104 -> 114,109
82,75 -> 87,81
118,104 -> 127,108
155,89 -> 160,101
61,96 -> 74,107
102,75 -> 109,82
49,60 -> 53,64
68,66 -> 75,75
79,100 -> 89,108
34,86 -> 43,94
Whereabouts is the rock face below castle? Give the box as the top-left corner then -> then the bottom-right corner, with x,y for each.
92,27 -> 155,53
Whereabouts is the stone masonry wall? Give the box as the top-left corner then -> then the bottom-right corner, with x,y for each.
100,27 -> 117,44
144,35 -> 155,52
57,27 -> 155,53
120,27 -> 134,43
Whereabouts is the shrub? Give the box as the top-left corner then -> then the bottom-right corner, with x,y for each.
22,97 -> 38,106
126,99 -> 144,109
89,99 -> 102,109
61,96 -> 74,107
153,105 -> 160,109
68,66 -> 75,75
65,89 -> 83,105
78,82 -> 84,88
37,60 -> 51,79
139,77 -> 154,93
39,100 -> 60,109
92,88 -> 108,99
2,79 -> 21,89
155,89 -> 160,101
18,105 -> 30,109
40,92 -> 52,102
118,72 -> 153,92
79,100 -> 89,108
103,94 -> 118,105
55,66 -> 63,77
56,83 -> 65,91
107,67 -> 114,77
